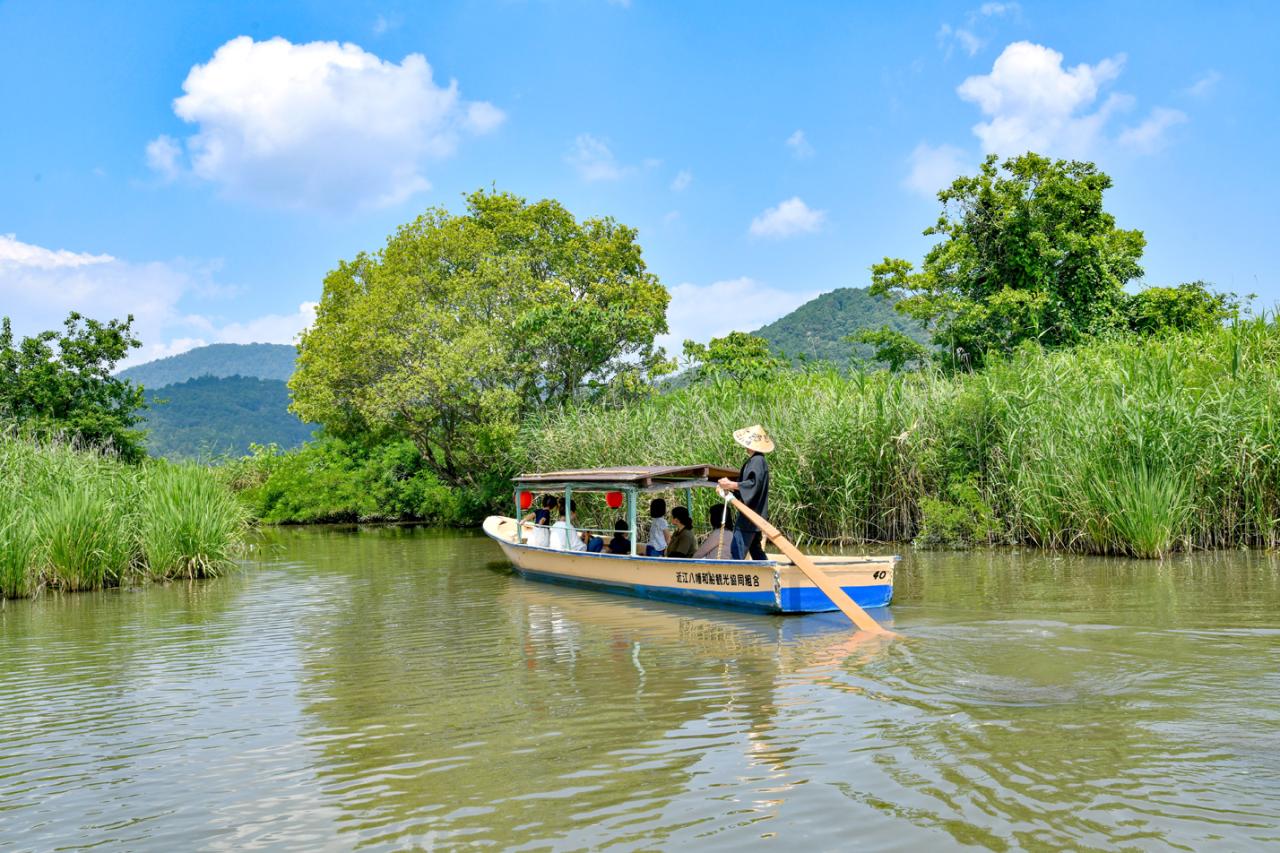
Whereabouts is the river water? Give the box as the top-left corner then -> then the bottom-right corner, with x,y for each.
1,526 -> 1278,851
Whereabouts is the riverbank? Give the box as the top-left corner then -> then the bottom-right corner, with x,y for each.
525,318 -> 1280,558
0,435 -> 248,600
223,319 -> 1280,559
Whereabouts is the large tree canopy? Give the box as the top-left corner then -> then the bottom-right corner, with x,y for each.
0,312 -> 145,460
681,332 -> 784,384
870,153 -> 1148,368
290,189 -> 671,485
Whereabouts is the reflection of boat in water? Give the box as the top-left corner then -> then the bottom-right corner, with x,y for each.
484,465 -> 897,614
504,581 -> 894,673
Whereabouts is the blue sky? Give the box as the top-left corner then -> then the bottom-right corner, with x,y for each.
1,0 -> 1276,365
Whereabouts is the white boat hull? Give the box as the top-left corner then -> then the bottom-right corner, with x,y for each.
482,516 -> 895,614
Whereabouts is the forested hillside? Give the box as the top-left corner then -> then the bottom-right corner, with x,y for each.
120,343 -> 297,388
142,375 -> 315,459
753,287 -> 926,365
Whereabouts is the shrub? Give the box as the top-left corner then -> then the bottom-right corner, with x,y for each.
0,434 -> 247,599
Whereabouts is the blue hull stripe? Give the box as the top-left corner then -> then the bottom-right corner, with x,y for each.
515,567 -> 893,614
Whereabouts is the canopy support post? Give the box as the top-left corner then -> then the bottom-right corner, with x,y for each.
561,486 -> 573,551
627,488 -> 637,557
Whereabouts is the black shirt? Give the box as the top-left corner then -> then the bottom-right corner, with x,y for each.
607,534 -> 631,554
734,452 -> 770,535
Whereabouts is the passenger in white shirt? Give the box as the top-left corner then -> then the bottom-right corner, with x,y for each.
522,495 -> 554,547
646,498 -> 671,557
549,503 -> 588,552
527,517 -> 551,548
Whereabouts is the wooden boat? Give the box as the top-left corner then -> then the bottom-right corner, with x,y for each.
482,465 -> 897,614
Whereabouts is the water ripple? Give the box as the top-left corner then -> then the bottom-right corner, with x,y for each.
1,529 -> 1279,850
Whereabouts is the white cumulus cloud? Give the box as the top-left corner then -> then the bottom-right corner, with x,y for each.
145,36 -> 504,211
904,143 -> 970,198
748,197 -> 826,238
957,41 -> 1130,157
660,277 -> 819,355
954,41 -> 1191,159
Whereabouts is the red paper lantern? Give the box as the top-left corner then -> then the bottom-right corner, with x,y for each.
518,491 -> 533,510
605,491 -> 624,509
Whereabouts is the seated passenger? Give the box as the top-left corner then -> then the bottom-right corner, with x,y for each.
693,504 -> 734,559
551,500 -> 600,552
666,506 -> 696,558
645,499 -> 670,557
523,494 -> 555,547
528,513 -> 551,548
606,519 -> 632,554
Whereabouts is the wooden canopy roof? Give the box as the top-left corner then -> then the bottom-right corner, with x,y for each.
514,464 -> 738,489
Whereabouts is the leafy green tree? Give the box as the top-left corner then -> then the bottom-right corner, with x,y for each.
848,326 -> 930,372
1125,282 -> 1240,336
0,312 -> 146,460
682,332 -> 785,383
290,189 -> 672,485
869,153 -> 1146,369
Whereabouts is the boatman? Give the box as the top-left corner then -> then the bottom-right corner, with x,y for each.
717,424 -> 773,560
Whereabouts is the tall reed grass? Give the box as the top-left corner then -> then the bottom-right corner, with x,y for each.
520,319 -> 1280,558
0,435 -> 249,599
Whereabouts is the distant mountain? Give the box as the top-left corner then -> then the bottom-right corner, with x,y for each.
141,375 -> 316,460
753,287 -> 928,366
120,343 -> 297,389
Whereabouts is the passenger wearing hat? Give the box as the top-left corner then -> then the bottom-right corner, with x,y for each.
717,425 -> 773,560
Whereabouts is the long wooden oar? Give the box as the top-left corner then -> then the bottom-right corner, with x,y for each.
719,489 -> 894,636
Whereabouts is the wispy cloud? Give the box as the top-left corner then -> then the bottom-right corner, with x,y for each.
937,2 -> 1019,58
565,134 -> 630,181
372,14 -> 401,35
904,143 -> 969,198
748,197 -> 826,238
1118,107 -> 1187,153
0,233 -> 114,269
670,169 -> 693,191
145,135 -> 182,181
938,23 -> 984,58
660,277 -> 819,353
1185,70 -> 1222,98
786,129 -> 814,159
0,234 -> 316,368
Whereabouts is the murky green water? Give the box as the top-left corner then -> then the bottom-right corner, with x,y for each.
2,527 -> 1279,851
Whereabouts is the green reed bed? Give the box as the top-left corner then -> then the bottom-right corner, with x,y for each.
0,435 -> 249,599
522,319 -> 1280,557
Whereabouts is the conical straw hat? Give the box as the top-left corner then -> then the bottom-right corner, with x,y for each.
733,424 -> 775,453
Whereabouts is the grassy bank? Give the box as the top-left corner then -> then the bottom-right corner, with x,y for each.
522,319 -> 1280,558
0,435 -> 249,600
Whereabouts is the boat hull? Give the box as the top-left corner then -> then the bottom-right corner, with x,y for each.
483,516 -> 895,614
